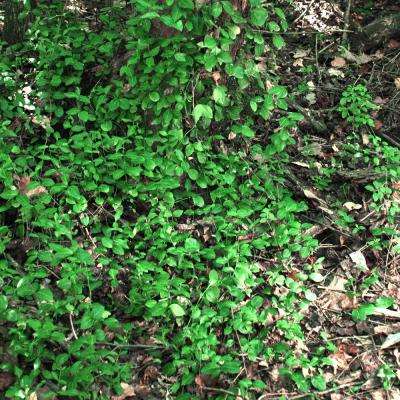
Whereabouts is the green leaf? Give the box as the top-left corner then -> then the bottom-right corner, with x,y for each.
92,303 -> 110,320
309,272 -> 324,283
352,303 -> 375,321
80,311 -> 93,329
185,237 -> 200,252
169,303 -> 186,317
50,75 -> 62,87
193,194 -> 204,207
272,34 -> 285,49
375,297 -> 394,309
304,289 -> 317,302
211,2 -> 222,18
0,295 -> 8,311
203,35 -> 217,49
209,270 -> 219,286
212,86 -> 227,106
149,92 -> 160,102
174,53 -> 186,62
36,288 -> 54,302
311,375 -> 327,391
178,0 -> 194,9
205,286 -> 220,303
78,110 -> 89,122
193,104 -> 213,123
268,21 -> 280,32
101,121 -> 112,132
250,8 -> 268,26
188,169 -> 199,180
102,237 -> 113,248
241,125 -> 255,138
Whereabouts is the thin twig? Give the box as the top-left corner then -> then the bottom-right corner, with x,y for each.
202,386 -> 236,396
257,381 -> 365,400
342,0 -> 353,43
315,33 -> 321,81
97,342 -> 165,350
294,0 -> 317,23
69,312 -> 79,340
253,29 -> 353,35
4,253 -> 25,275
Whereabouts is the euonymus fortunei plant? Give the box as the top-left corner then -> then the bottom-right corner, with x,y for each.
0,1 -> 327,398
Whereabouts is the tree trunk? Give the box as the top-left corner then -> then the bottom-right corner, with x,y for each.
84,0 -> 113,9
3,0 -> 26,44
352,12 -> 400,50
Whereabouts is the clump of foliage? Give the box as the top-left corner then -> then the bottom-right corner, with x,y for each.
337,84 -> 378,128
0,1 -> 332,398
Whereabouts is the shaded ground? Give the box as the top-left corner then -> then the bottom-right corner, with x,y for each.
1,1 -> 400,399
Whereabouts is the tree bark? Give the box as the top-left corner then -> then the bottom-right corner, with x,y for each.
3,0 -> 26,44
352,12 -> 400,50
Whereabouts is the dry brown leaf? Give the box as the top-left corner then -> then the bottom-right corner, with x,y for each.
373,96 -> 387,105
0,372 -> 14,391
331,56 -> 346,68
303,189 -> 320,200
341,48 -> 374,64
362,133 -> 370,145
265,80 -> 274,91
360,352 -> 379,373
195,374 -> 218,387
110,383 -> 136,400
212,71 -> 221,84
328,276 -> 347,291
381,332 -> 400,349
26,186 -> 48,197
176,223 -> 195,232
143,366 -> 159,382
293,49 -> 310,58
16,176 -> 48,197
291,161 -> 309,168
373,119 -> 383,130
269,366 -> 280,382
343,202 -> 362,211
293,58 -> 304,67
320,276 -> 357,311
32,115 -> 51,130
389,388 -> 400,400
371,389 -> 386,400
349,250 -> 367,270
329,348 -> 352,374
374,323 -> 400,335
388,39 -> 400,49
328,68 -> 345,77
374,308 -> 400,319
228,132 -> 237,140
257,61 -> 267,72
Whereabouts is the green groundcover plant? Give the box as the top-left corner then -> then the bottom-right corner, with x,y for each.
337,84 -> 379,129
0,1 -> 334,398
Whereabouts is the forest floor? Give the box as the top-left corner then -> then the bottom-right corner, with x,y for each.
107,1 -> 400,398
1,0 -> 400,399
253,1 -> 400,399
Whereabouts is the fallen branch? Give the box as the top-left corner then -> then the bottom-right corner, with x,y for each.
352,12 -> 400,50
4,253 -> 25,276
258,381 -> 366,400
290,101 -> 328,135
285,169 -> 354,237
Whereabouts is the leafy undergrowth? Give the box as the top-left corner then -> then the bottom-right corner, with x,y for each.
1,1 -> 400,399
